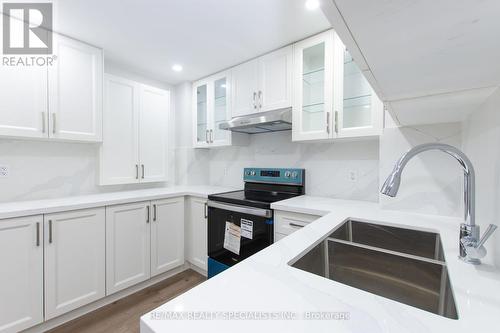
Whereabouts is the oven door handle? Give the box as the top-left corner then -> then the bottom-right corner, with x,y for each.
207,201 -> 273,218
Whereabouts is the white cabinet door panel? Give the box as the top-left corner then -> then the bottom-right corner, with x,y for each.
139,84 -> 169,183
151,197 -> 184,276
231,59 -> 259,117
106,202 -> 151,295
100,75 -> 140,185
49,34 -> 103,141
259,46 -> 293,112
0,65 -> 47,138
186,197 -> 208,271
44,208 -> 105,319
0,216 -> 43,333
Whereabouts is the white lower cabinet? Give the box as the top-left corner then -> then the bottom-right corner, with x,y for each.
44,208 -> 106,320
274,210 -> 321,238
186,197 -> 208,271
106,201 -> 151,295
0,216 -> 43,333
151,197 -> 185,276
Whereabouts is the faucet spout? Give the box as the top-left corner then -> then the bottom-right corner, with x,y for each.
381,143 -> 475,226
380,143 -> 497,264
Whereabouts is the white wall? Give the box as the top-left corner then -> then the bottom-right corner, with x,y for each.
0,61 -> 174,203
462,87 -> 500,267
379,117 -> 463,217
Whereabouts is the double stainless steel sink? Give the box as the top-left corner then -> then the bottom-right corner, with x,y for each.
290,219 -> 458,319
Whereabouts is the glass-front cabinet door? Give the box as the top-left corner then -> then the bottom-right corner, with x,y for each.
193,82 -> 209,147
334,35 -> 383,138
192,71 -> 231,148
292,30 -> 334,141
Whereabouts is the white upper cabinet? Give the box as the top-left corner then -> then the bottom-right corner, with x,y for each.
139,84 -> 170,182
334,35 -> 383,138
0,33 -> 103,142
44,208 -> 105,320
193,71 -> 232,148
292,30 -> 335,141
292,30 -> 383,142
231,47 -> 293,117
231,60 -> 260,118
0,216 -> 43,333
100,75 -> 169,185
258,45 -> 293,112
0,66 -> 48,139
49,34 -> 103,142
100,75 -> 140,185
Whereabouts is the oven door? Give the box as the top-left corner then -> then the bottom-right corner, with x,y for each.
207,201 -> 273,267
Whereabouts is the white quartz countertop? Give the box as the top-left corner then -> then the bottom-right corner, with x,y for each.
0,186 -> 236,220
141,195 -> 500,333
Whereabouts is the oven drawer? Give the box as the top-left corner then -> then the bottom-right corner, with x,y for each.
275,210 -> 321,236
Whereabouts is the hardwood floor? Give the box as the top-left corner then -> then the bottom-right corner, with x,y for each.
47,269 -> 205,333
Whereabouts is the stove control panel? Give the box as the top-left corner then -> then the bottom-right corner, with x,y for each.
244,168 -> 305,185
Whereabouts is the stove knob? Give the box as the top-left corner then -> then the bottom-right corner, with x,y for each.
292,171 -> 298,179
250,170 -> 256,176
284,171 -> 291,178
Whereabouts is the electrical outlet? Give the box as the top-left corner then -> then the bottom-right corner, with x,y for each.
0,165 -> 9,178
348,170 -> 358,182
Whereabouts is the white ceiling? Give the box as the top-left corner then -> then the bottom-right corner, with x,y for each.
53,0 -> 331,85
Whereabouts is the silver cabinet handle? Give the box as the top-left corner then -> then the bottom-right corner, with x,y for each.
204,202 -> 208,219
41,112 -> 46,133
253,92 -> 257,109
146,205 -> 150,223
210,129 -> 213,143
334,111 -> 339,133
135,164 -> 139,179
326,112 -> 330,134
205,129 -> 209,143
258,90 -> 262,109
289,222 -> 305,229
48,220 -> 53,243
141,164 -> 145,179
153,204 -> 157,221
36,222 -> 40,246
52,113 -> 56,134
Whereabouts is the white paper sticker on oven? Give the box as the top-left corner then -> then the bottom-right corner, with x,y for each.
223,222 -> 241,255
241,219 -> 253,239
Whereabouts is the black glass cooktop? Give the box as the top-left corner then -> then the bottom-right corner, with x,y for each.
208,189 -> 301,209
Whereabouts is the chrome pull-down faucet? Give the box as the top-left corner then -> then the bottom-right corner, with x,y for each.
381,143 -> 497,264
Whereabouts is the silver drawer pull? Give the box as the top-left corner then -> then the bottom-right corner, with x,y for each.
289,222 -> 305,228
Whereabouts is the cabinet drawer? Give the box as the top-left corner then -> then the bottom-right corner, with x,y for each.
274,210 -> 320,236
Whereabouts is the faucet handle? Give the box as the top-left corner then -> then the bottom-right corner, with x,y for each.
476,224 -> 497,248
461,224 -> 497,261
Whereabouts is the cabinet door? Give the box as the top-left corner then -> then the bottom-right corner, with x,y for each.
0,216 -> 43,333
44,208 -> 105,320
231,59 -> 259,117
192,81 -> 210,147
151,197 -> 184,277
258,46 -> 293,112
139,84 -> 169,183
100,75 -> 140,185
49,34 -> 103,142
0,65 -> 48,139
292,30 -> 335,141
106,202 -> 151,295
210,73 -> 232,146
335,39 -> 384,138
186,197 -> 208,271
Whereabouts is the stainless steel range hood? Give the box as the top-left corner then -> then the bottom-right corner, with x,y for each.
219,108 -> 292,134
